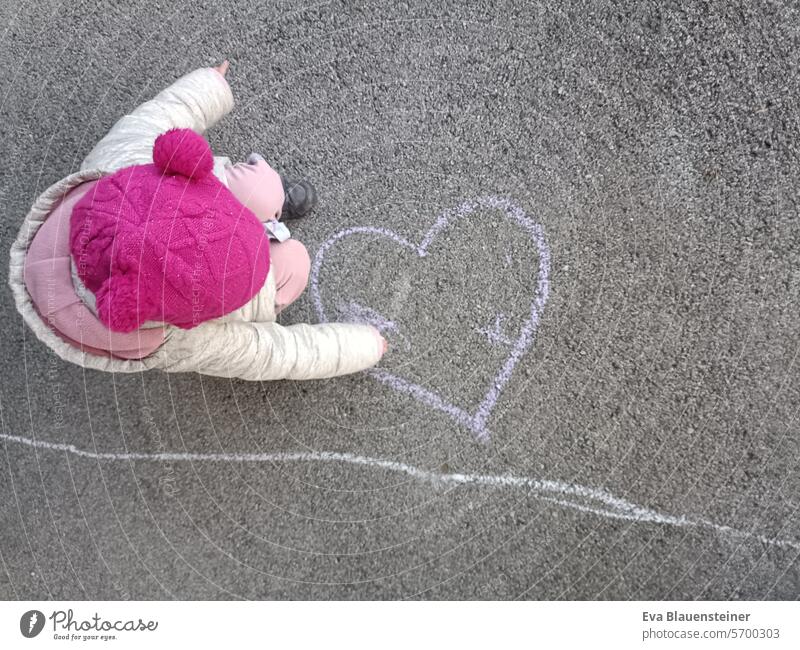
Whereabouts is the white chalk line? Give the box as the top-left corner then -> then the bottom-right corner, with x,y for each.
2,431 -> 797,552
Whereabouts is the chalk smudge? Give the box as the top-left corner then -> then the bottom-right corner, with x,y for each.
2,431 -> 796,552
310,196 -> 551,441
337,301 -> 412,352
337,301 -> 399,334
477,314 -> 515,347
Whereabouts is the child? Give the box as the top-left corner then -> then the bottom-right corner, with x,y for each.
9,62 -> 386,381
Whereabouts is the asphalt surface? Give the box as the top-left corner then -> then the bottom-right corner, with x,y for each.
1,0 -> 799,599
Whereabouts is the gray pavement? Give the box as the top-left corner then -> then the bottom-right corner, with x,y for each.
1,0 -> 799,599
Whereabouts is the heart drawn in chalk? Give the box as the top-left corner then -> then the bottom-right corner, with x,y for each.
310,196 -> 551,441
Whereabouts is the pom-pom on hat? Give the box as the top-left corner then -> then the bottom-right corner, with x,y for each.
70,128 -> 269,332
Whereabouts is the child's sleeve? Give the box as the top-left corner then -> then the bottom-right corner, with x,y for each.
81,68 -> 234,173
156,320 -> 384,381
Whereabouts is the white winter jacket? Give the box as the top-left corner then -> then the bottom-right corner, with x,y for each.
9,68 -> 383,380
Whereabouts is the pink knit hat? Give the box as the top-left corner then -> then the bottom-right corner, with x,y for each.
70,128 -> 269,332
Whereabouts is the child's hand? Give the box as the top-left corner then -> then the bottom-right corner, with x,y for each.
371,327 -> 388,358
214,60 -> 230,77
